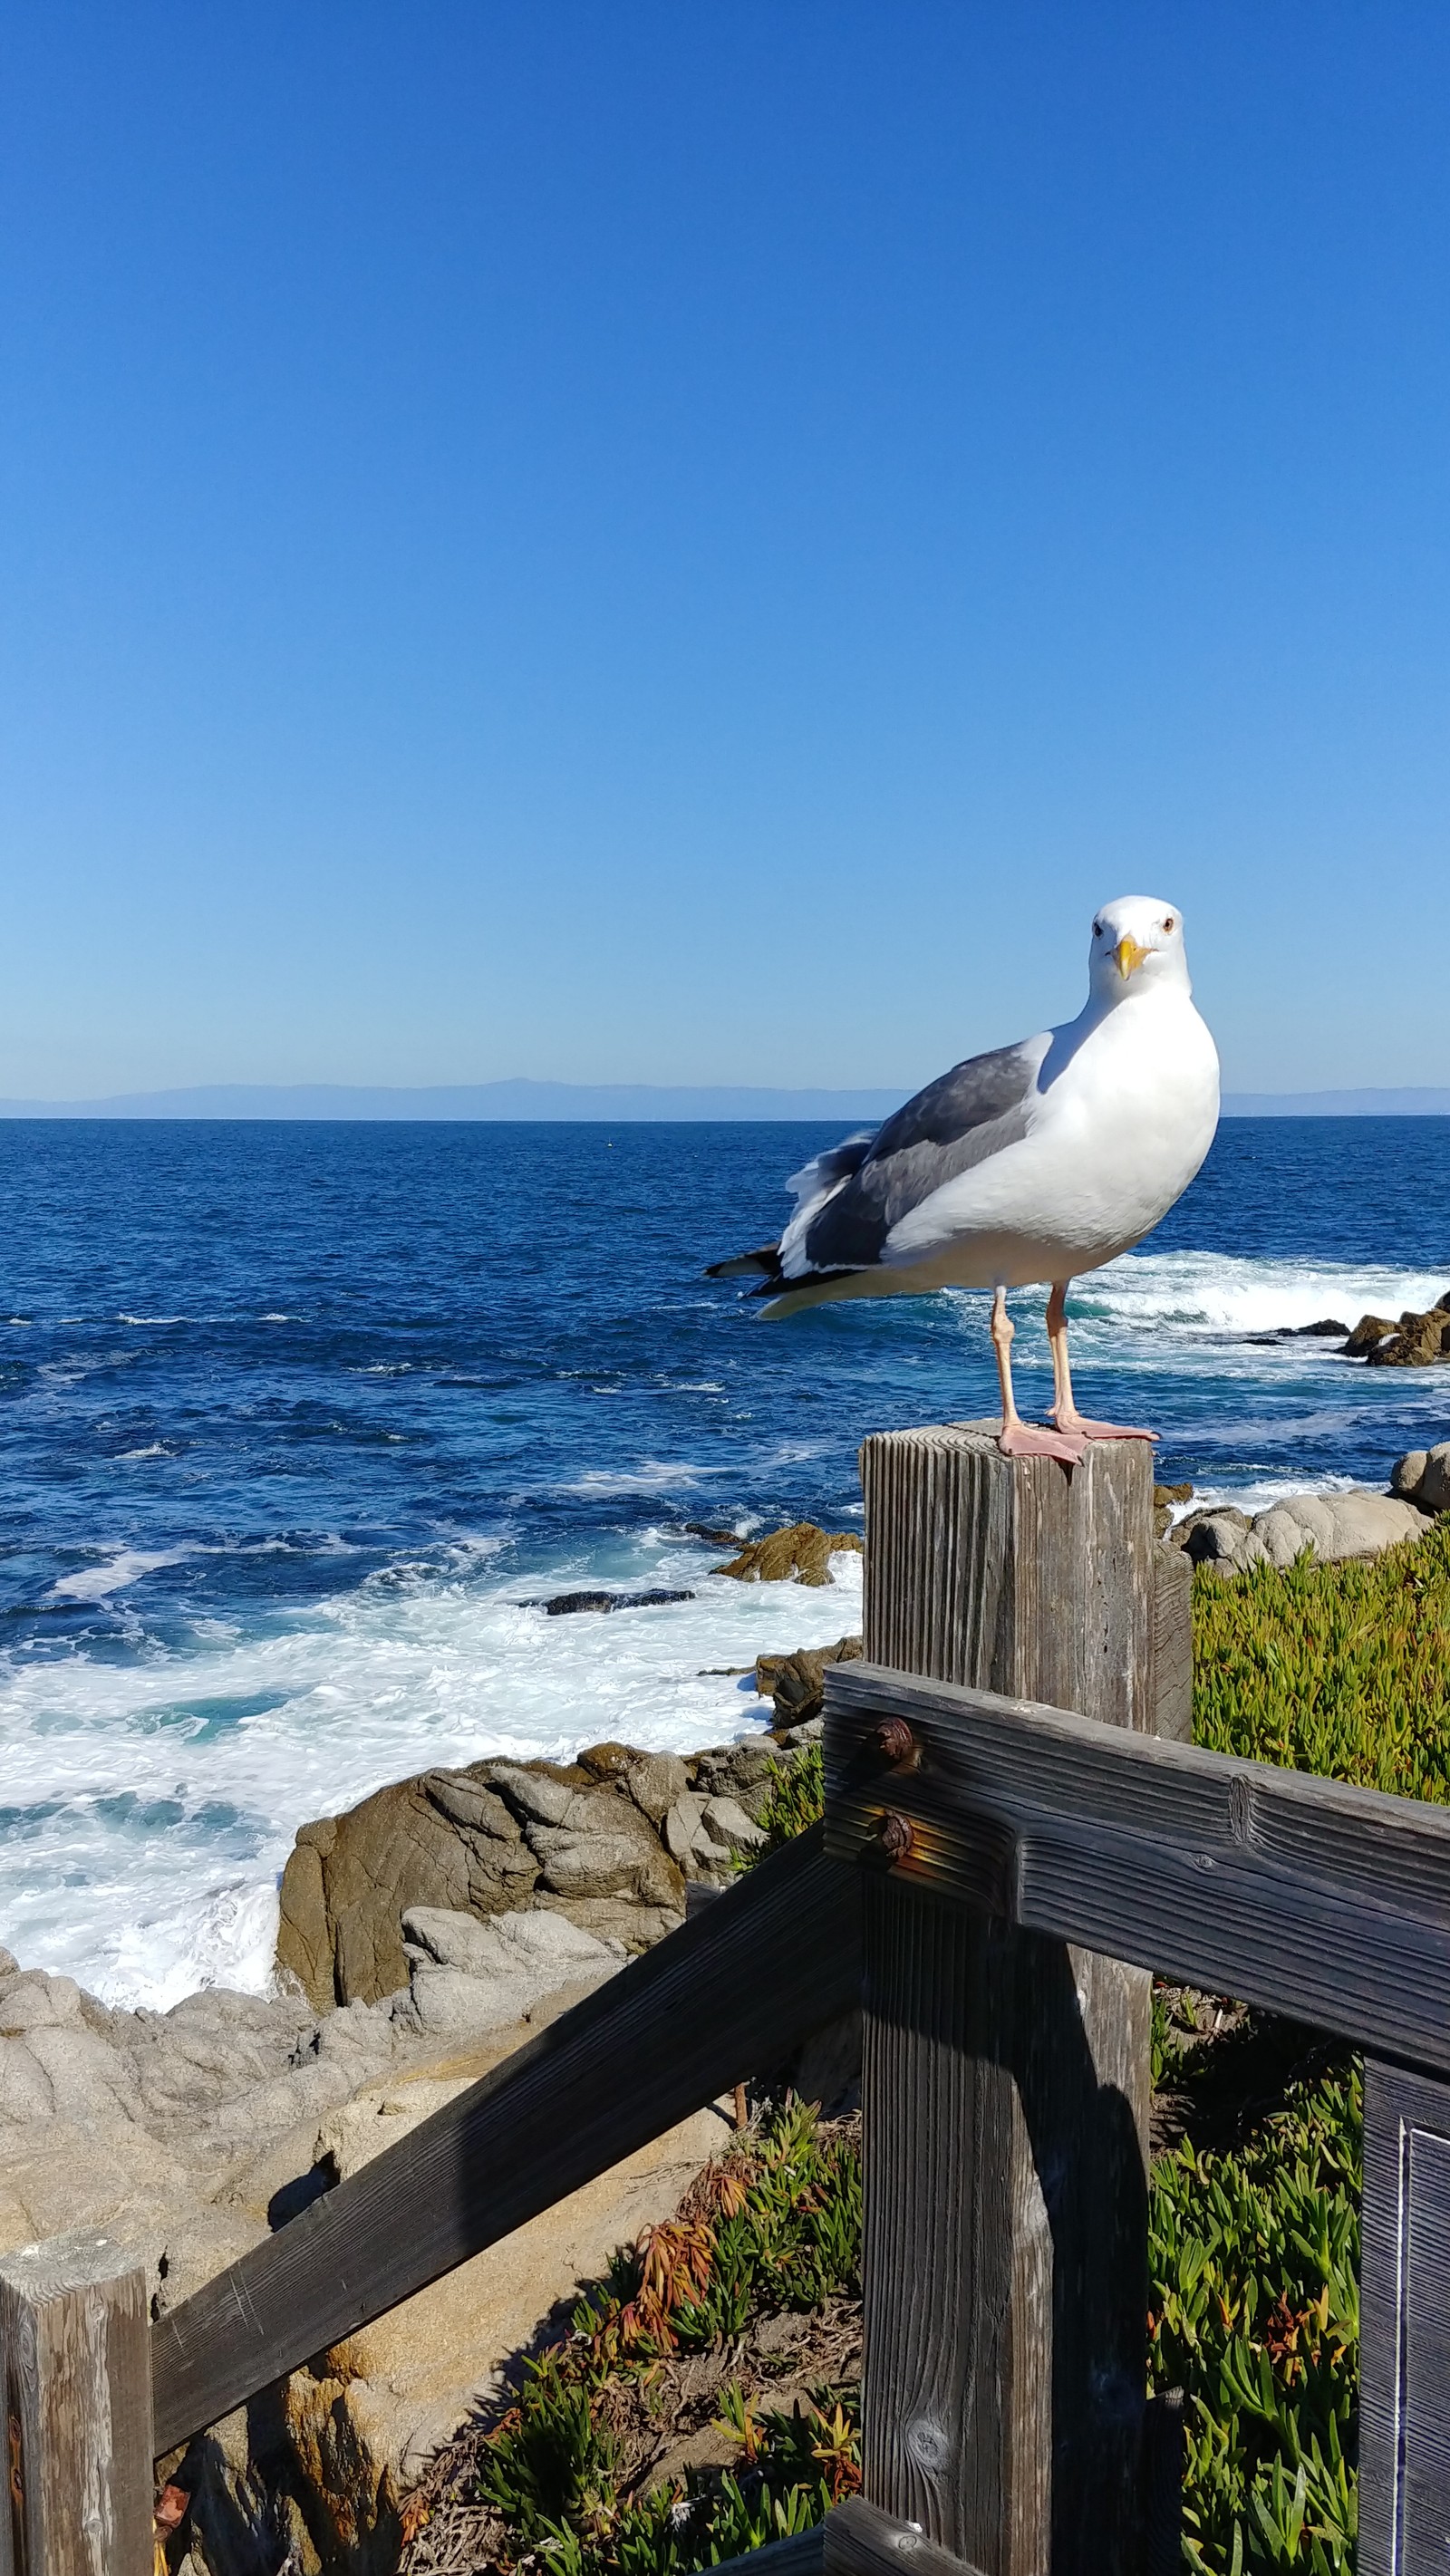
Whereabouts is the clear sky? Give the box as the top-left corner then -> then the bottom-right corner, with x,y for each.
2,5 -> 1448,1099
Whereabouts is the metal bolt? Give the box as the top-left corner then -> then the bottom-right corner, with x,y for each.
875,1716 -> 914,1764
878,1810 -> 914,1862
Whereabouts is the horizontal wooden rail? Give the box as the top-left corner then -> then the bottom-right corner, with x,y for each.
825,1662 -> 1450,2075
151,1825 -> 860,2455
715,2531 -> 826,2576
824,2494 -> 985,2576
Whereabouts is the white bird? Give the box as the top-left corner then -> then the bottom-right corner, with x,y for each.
708,895 -> 1220,1464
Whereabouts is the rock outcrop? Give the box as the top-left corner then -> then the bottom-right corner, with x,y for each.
712,1523 -> 863,1585
1392,1441 -> 1450,1515
1170,1488 -> 1434,1574
276,1739 -> 779,2015
1342,1298 -> 1450,1365
754,1635 -> 862,1728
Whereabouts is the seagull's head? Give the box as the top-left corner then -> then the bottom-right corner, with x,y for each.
1088,896 -> 1191,1004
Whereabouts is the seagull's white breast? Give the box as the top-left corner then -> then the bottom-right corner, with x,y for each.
882,985 -> 1219,1288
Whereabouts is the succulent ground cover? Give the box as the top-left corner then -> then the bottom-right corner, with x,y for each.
404,1524 -> 1450,2574
402,2100 -> 863,2576
1194,1513 -> 1450,1799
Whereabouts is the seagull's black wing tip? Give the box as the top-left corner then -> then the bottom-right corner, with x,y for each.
705,1244 -> 783,1282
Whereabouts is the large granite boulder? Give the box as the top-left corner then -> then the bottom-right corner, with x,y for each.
1392,1442 -> 1450,1514
1172,1489 -> 1433,1575
277,1738 -> 788,2013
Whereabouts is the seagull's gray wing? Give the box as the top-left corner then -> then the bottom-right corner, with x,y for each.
795,1041 -> 1041,1274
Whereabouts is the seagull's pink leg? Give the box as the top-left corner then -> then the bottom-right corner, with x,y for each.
992,1287 -> 1085,1465
1047,1281 -> 1157,1442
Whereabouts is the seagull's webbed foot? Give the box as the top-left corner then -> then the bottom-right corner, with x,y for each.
1052,1411 -> 1157,1443
999,1420 -> 1088,1466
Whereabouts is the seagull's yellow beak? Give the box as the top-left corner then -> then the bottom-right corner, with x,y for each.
1115,935 -> 1150,979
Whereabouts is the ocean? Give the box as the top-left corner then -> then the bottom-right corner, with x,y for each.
2,1115 -> 1447,2006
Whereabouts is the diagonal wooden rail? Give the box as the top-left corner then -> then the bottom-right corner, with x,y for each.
150,1824 -> 860,2455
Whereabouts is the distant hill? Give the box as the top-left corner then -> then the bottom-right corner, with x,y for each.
1222,1088 -> 1450,1116
1,1079 -> 1445,1122
0,1079 -> 911,1122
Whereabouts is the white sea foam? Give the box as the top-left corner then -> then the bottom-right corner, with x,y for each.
1071,1247 -> 1448,1340
45,1547 -> 186,1604
0,1539 -> 862,2008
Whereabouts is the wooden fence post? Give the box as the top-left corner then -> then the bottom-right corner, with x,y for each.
856,1423 -> 1159,2576
1359,2057 -> 1450,2576
0,2232 -> 154,2576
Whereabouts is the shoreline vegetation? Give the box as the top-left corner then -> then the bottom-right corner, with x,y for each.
401,1513 -> 1450,2576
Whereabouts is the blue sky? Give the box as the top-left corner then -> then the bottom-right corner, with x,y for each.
2,5 -> 1448,1098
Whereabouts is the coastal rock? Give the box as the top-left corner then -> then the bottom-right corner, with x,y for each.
277,1738 -> 799,2012
712,1522 -> 863,1586
522,1587 -> 696,1615
1174,1488 -> 1433,1575
1171,1507 -> 1250,1564
755,1634 -> 863,1728
620,1749 -> 690,1825
1343,1313 -> 1397,1358
1366,1307 -> 1450,1367
701,1795 -> 768,1855
1392,1442 -> 1450,1514
1153,1480 -> 1194,1540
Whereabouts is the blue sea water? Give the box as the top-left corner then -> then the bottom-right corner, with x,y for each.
2,1115 -> 1448,2002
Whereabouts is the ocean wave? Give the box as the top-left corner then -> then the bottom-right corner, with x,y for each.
1070,1248 -> 1448,1339
0,1540 -> 862,2006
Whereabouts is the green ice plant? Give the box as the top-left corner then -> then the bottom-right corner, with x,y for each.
469,2102 -> 861,2576
1193,1518 -> 1450,1799
1149,2059 -> 1360,2572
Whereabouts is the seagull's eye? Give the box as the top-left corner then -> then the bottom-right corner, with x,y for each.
1093,921 -> 1102,938
1164,915 -> 1175,931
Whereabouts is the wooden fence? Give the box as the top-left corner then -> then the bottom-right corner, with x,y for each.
3,1426 -> 1448,2576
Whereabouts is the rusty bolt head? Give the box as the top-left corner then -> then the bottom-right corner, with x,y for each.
878,1810 -> 914,1863
875,1716 -> 914,1765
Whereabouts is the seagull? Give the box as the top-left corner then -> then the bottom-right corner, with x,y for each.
707,895 -> 1219,1465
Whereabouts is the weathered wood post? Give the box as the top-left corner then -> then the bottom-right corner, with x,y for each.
853,1423 -> 1169,2576
0,2232 -> 154,2576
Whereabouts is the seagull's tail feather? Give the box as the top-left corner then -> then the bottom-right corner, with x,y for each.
705,1243 -> 783,1282
786,1130 -> 875,1211
706,1131 -> 879,1297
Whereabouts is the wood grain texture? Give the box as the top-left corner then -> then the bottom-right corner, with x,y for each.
1360,2059 -> 1450,2576
1151,1547 -> 1193,1746
825,1662 -> 1450,2072
857,1426 -> 1154,2576
151,1825 -> 860,2455
823,2491 -> 988,2576
0,2232 -> 153,2576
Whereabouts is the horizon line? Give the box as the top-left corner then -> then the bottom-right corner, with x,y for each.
1,1077 -> 1449,1121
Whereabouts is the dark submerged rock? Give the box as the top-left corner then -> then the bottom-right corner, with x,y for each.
522,1587 -> 697,1615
